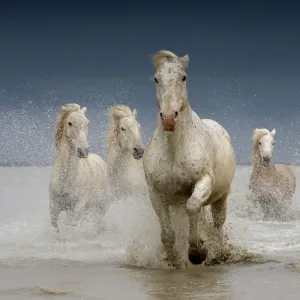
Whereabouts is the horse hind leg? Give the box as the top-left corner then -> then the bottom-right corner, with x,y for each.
210,190 -> 230,262
210,190 -> 229,230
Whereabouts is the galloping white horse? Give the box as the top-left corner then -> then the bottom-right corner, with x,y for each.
105,104 -> 146,198
49,104 -> 107,232
249,128 -> 296,219
143,50 -> 236,268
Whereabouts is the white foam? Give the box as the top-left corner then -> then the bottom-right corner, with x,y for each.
0,166 -> 300,267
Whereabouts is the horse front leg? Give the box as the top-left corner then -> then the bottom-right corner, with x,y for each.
49,191 -> 61,233
149,188 -> 182,268
50,204 -> 60,233
186,174 -> 214,265
72,193 -> 88,224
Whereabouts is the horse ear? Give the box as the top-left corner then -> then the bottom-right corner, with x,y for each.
179,54 -> 189,70
271,129 -> 276,136
132,108 -> 137,118
82,107 -> 87,115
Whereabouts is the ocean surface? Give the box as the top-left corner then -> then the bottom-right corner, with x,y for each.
0,165 -> 300,299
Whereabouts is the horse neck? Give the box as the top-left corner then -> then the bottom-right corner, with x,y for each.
252,146 -> 261,170
107,140 -> 132,178
55,139 -> 80,179
159,104 -> 196,145
252,146 -> 276,175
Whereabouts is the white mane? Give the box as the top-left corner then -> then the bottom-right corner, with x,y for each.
105,104 -> 137,153
54,103 -> 81,150
252,128 -> 272,146
152,50 -> 178,71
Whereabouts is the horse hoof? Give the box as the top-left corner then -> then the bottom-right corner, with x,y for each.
188,247 -> 208,265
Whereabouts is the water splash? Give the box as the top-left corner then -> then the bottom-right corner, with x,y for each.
0,166 -> 300,269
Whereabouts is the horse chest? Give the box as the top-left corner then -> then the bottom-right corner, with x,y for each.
146,132 -> 206,199
152,158 -> 198,197
253,171 -> 282,197
54,167 -> 86,201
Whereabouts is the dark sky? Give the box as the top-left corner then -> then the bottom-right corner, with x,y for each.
0,1 -> 299,165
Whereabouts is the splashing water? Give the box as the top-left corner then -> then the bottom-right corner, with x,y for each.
0,165 -> 300,269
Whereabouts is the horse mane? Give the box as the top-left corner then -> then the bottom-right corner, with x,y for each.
252,128 -> 272,146
55,103 -> 81,148
152,50 -> 178,71
108,104 -> 134,121
105,104 -> 136,152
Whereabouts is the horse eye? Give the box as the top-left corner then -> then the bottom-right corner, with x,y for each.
182,76 -> 186,82
121,127 -> 126,131
68,122 -> 72,126
154,77 -> 158,83
273,142 -> 275,145
258,142 -> 261,145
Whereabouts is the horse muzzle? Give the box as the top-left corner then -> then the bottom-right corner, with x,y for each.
262,156 -> 271,165
132,147 -> 144,160
77,148 -> 89,158
160,112 -> 178,132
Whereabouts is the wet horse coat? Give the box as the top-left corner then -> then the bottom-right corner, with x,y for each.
143,50 -> 236,268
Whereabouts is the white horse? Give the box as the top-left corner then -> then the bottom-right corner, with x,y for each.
143,50 -> 236,268
249,128 -> 296,220
49,104 -> 108,232
105,104 -> 146,198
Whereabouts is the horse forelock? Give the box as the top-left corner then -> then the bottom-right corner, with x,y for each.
105,104 -> 136,152
152,50 -> 178,71
108,104 -> 134,121
55,104 -> 81,148
252,128 -> 275,167
252,128 -> 272,146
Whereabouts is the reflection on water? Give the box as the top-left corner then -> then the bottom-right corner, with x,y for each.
129,266 -> 232,300
0,261 -> 299,300
127,263 -> 299,300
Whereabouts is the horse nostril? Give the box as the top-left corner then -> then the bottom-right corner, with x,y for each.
133,147 -> 138,152
77,148 -> 89,157
160,112 -> 163,119
175,111 -> 178,117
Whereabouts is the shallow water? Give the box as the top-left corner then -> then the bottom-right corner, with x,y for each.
0,166 -> 300,299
